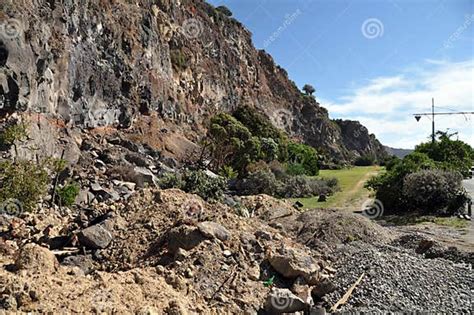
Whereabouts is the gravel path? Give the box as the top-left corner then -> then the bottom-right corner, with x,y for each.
324,242 -> 473,313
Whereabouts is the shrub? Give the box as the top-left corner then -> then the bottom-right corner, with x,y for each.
182,170 -> 227,201
415,132 -> 474,177
0,123 -> 28,145
287,142 -> 319,176
403,170 -> 467,215
286,163 -> 306,176
235,169 -> 280,196
158,172 -> 184,190
278,176 -> 333,198
354,154 -> 376,166
219,165 -> 238,179
56,183 -> 80,206
215,5 -> 233,16
0,160 -> 49,212
170,49 -> 189,71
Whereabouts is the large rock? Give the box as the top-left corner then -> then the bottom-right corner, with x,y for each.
167,225 -> 206,254
132,167 -> 158,188
268,247 -> 320,283
78,225 -> 113,249
15,243 -> 58,273
265,288 -> 307,314
312,278 -> 337,298
197,221 -> 231,241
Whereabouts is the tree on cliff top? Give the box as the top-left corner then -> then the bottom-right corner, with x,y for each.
302,84 -> 315,96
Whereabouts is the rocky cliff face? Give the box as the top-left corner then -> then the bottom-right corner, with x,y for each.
0,0 -> 387,164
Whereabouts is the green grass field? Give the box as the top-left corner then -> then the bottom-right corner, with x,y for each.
288,166 -> 382,209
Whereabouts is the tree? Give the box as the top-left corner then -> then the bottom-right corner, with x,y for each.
415,132 -> 474,177
302,84 -> 315,96
216,5 -> 233,17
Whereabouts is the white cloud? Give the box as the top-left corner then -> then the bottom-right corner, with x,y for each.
323,60 -> 474,148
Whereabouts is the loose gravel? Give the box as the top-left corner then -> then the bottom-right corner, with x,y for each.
324,241 -> 473,313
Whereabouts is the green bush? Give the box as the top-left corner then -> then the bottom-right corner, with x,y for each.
278,176 -> 333,198
235,169 -> 280,196
0,160 -> 49,212
403,170 -> 467,215
287,142 -> 319,176
158,172 -> 184,190
182,170 -> 227,202
170,49 -> 189,71
234,169 -> 337,199
0,123 -> 28,145
354,154 -> 376,166
56,183 -> 80,206
286,163 -> 306,176
219,166 -> 238,179
158,170 -> 226,201
215,5 -> 233,16
415,132 -> 474,177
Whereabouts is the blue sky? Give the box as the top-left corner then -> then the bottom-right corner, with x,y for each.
207,0 -> 474,148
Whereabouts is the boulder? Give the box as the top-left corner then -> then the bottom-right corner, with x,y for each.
167,225 -> 206,254
132,167 -> 158,188
268,247 -> 320,283
197,221 -> 231,241
312,278 -> 337,298
78,225 -> 113,249
15,243 -> 58,273
265,288 -> 307,314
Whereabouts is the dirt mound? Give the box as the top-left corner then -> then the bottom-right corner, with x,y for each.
0,189 -> 334,313
280,209 -> 393,252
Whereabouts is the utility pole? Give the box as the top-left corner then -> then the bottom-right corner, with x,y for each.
431,98 -> 435,143
413,98 -> 474,143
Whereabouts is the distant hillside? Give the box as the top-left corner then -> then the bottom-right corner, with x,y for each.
384,146 -> 414,158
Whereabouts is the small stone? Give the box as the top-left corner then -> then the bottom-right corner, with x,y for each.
265,288 -> 307,313
197,221 -> 231,241
78,224 -> 113,249
223,250 -> 232,257
248,263 -> 261,281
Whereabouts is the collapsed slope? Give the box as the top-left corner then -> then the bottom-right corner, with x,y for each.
1,0 -> 387,164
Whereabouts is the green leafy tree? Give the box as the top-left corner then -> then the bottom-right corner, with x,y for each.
216,5 -> 233,16
415,132 -> 473,177
287,142 -> 319,176
302,84 -> 316,96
